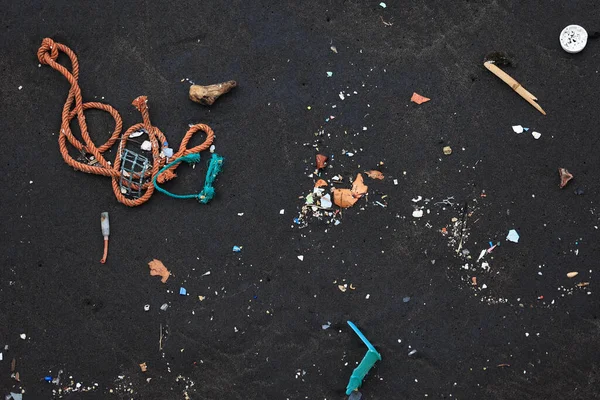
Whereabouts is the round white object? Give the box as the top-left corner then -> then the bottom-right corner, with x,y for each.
560,25 -> 588,53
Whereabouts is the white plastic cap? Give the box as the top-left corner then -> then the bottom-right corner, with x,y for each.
560,25 -> 588,53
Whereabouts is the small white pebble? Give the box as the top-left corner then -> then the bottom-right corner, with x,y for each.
280,209 -> 285,215
20,333 -> 26,340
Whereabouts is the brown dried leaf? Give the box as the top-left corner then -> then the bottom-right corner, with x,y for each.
314,179 -> 328,188
316,154 -> 328,169
333,188 -> 358,208
148,259 -> 170,283
351,173 -> 368,196
14,371 -> 20,382
11,358 -> 16,372
365,170 -> 384,180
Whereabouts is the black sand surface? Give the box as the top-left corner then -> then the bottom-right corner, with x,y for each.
1,1 -> 600,399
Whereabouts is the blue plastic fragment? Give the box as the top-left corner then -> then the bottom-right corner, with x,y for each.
179,287 -> 187,296
345,321 -> 382,395
44,376 -> 52,382
233,245 -> 242,252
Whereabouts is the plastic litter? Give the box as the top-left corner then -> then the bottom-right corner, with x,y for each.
144,304 -> 150,311
408,349 -> 417,356
345,320 -> 382,395
512,125 -> 524,134
160,303 -> 169,311
10,393 -> 23,400
506,229 -> 520,243
179,287 -> 187,296
560,25 -> 588,53
559,168 -> 573,188
403,296 -> 411,303
100,212 -> 110,264
322,322 -> 331,330
233,245 -> 242,252
443,146 -> 452,155
148,259 -> 171,283
532,131 -> 541,139
567,272 -> 579,278
348,391 -> 363,400
410,92 -> 430,104
316,154 -> 328,169
379,2 -> 386,8
574,188 -> 585,195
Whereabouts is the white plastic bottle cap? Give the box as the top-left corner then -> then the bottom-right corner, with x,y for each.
560,25 -> 588,53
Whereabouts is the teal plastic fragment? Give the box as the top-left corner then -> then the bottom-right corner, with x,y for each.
345,320 -> 382,396
153,153 -> 224,203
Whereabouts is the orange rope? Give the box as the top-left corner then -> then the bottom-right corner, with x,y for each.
37,38 -> 215,206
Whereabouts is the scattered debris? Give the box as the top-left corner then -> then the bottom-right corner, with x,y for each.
567,272 -> 579,278
408,349 -> 417,356
560,25 -> 588,53
379,2 -> 386,8
512,125 -> 524,134
348,391 -> 363,400
179,287 -> 187,296
365,170 -> 384,180
506,229 -> 520,243
412,210 -> 424,218
100,212 -> 110,264
410,92 -> 430,104
189,81 -> 237,105
559,168 -> 573,188
322,322 -> 331,330
140,140 -> 152,151
330,46 -> 338,53
443,146 -> 452,155
232,245 -> 242,252
345,321 -> 382,395
326,71 -> 333,77
148,259 -> 171,283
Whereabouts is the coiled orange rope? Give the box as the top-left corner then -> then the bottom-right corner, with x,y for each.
37,38 -> 215,206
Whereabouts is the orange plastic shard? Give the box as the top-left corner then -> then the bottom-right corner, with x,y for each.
315,179 -> 328,188
333,189 -> 358,208
351,173 -> 368,196
316,154 -> 328,169
365,170 -> 384,180
411,92 -> 430,104
333,173 -> 368,208
148,259 -> 170,283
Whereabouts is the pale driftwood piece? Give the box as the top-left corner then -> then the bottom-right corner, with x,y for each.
484,62 -> 546,115
189,81 -> 237,105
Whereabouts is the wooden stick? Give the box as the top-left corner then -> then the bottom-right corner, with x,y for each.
484,62 -> 546,115
189,81 -> 237,106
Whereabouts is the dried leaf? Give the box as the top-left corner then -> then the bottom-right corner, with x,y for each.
567,272 -> 578,278
148,259 -> 170,283
497,363 -> 511,368
314,179 -> 328,188
11,358 -> 16,372
577,282 -> 590,287
365,170 -> 384,180
139,362 -> 147,372
316,154 -> 328,169
411,92 -> 430,104
333,188 -> 358,208
559,168 -> 573,188
14,371 -> 20,382
351,174 -> 368,196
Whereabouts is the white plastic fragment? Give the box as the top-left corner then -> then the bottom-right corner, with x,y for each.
320,194 -> 333,209
412,210 -> 423,218
339,92 -> 345,100
20,333 -> 26,340
140,140 -> 152,151
477,249 -> 487,262
210,144 -> 216,153
163,147 -> 174,158
130,130 -> 145,138
379,2 -> 387,8
506,229 -> 520,243
560,25 -> 588,54
512,125 -> 524,134
322,322 -> 331,330
280,209 -> 285,215
532,131 -> 541,140
144,304 -> 150,312
297,255 -> 304,261
160,303 -> 169,311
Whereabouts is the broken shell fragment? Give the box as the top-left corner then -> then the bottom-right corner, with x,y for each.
443,146 -> 452,155
558,168 -> 573,188
567,272 -> 579,278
